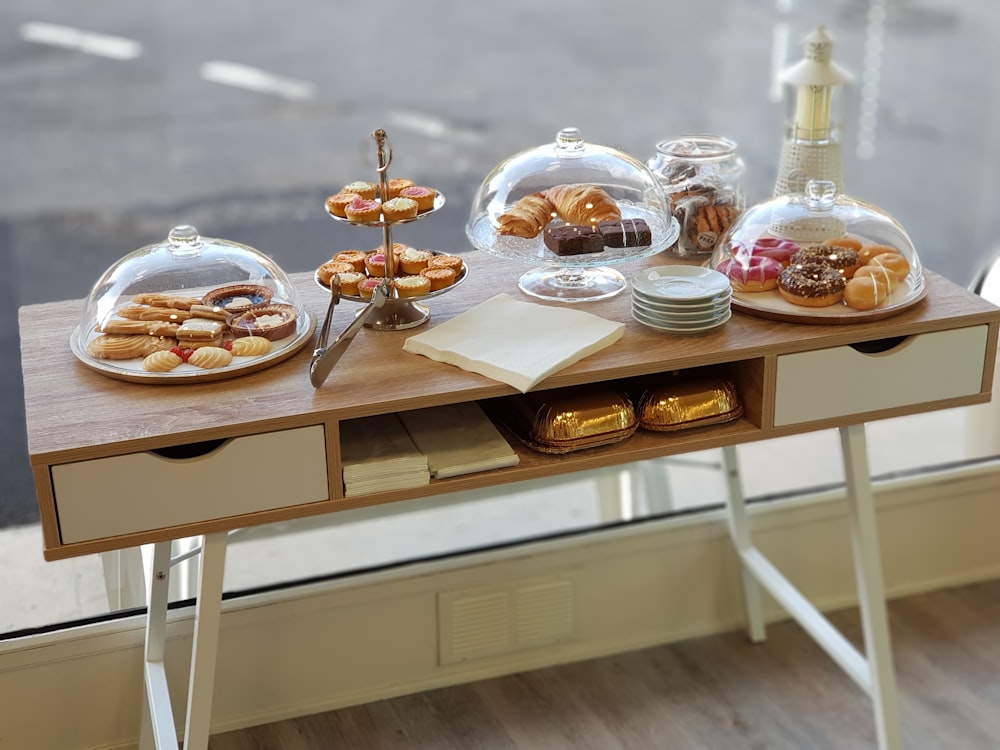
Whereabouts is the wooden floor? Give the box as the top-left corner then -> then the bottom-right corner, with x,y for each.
210,579 -> 1000,749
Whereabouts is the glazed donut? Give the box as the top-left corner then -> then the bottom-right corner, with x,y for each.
745,237 -> 799,266
853,264 -> 897,293
844,275 -> 890,311
777,262 -> 846,307
789,245 -> 861,279
867,251 -> 910,281
858,244 -> 900,265
716,255 -> 783,293
824,236 -> 863,253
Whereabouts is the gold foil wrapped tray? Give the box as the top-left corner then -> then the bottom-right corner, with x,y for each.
636,377 -> 743,432
500,386 -> 638,454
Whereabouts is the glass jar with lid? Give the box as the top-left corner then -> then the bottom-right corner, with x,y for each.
647,135 -> 746,258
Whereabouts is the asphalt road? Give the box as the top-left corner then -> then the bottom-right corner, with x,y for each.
3,1 -> 998,526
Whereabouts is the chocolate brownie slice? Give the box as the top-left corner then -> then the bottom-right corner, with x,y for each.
597,218 -> 652,248
543,224 -> 605,256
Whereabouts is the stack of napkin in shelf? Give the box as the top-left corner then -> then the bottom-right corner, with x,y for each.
340,413 -> 430,497
399,402 -> 520,478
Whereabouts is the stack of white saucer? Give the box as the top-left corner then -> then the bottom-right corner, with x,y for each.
630,266 -> 733,333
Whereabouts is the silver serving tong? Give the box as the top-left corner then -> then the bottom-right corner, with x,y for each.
310,278 -> 390,388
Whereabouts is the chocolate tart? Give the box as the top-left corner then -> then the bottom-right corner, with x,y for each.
228,303 -> 298,341
202,283 -> 274,314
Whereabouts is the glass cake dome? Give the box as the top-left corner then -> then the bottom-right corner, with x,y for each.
72,225 -> 313,383
466,127 -> 679,302
709,179 -> 925,323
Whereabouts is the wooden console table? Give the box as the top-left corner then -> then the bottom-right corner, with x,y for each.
19,253 -> 1000,749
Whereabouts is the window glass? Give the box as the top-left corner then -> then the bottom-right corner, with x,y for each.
5,2 -> 999,634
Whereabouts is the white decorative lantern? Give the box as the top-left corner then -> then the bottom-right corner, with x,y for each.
774,26 -> 853,197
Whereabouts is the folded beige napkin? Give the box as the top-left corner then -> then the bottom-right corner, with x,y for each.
340,413 -> 430,496
403,293 -> 625,392
399,402 -> 520,478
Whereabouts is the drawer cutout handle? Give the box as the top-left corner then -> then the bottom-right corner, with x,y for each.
150,438 -> 228,460
849,336 -> 910,355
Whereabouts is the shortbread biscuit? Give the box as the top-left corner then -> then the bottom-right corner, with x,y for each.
141,350 -> 183,372
176,318 -> 226,341
116,305 -> 193,323
96,319 -> 180,337
187,346 -> 233,369
229,336 -> 272,357
187,304 -> 231,321
86,334 -> 177,360
131,293 -> 202,310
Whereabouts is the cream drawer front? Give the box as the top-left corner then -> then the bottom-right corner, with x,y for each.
773,325 -> 988,426
52,425 -> 329,544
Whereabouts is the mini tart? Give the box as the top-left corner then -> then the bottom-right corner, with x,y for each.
398,247 -> 433,275
395,275 -> 432,298
358,278 -> 386,299
427,254 -> 464,274
364,252 -> 387,277
202,284 -> 273,314
334,271 -> 366,296
344,197 -> 381,223
420,267 -> 457,290
317,260 -> 356,286
399,185 -> 437,212
332,250 -> 368,272
385,178 -> 415,199
341,181 -> 377,200
326,191 -> 361,218
229,304 -> 299,341
380,197 -> 419,221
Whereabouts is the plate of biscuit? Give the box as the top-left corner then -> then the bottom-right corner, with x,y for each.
72,287 -> 315,384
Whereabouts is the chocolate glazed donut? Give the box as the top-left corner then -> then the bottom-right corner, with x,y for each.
777,262 -> 846,307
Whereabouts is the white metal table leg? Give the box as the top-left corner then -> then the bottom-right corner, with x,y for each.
719,445 -> 766,642
182,531 -> 228,750
138,532 -> 228,750
139,541 -> 179,750
840,423 -> 901,750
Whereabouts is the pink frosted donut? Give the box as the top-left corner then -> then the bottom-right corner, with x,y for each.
716,256 -> 783,293
749,237 -> 799,266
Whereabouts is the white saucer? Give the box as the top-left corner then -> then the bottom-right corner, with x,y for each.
632,289 -> 731,314
631,265 -> 731,303
632,307 -> 732,332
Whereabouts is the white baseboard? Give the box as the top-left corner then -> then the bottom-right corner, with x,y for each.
2,465 -> 999,750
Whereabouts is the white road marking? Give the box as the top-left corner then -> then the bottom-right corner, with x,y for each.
19,22 -> 142,60
387,110 -> 483,142
199,61 -> 315,100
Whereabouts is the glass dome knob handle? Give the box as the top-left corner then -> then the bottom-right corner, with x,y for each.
554,127 -> 585,156
167,225 -> 202,257
805,180 -> 837,211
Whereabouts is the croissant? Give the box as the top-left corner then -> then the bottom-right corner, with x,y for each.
543,184 -> 621,226
496,192 -> 555,238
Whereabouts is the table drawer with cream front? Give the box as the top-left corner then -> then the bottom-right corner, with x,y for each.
51,425 -> 329,544
773,325 -> 989,426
